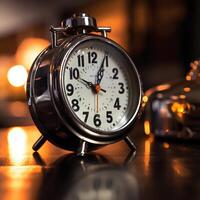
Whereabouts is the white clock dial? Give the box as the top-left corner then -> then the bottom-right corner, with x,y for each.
62,39 -> 138,133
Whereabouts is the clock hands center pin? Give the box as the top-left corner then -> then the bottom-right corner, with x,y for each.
78,77 -> 106,93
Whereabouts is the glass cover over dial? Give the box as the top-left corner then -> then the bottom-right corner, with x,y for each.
61,39 -> 140,133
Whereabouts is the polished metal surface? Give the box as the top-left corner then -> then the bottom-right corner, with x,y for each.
27,13 -> 143,153
61,13 -> 98,33
144,60 -> 200,140
0,123 -> 199,200
27,34 -> 142,152
50,13 -> 111,47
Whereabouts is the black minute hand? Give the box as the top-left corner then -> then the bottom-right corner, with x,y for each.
96,53 -> 107,85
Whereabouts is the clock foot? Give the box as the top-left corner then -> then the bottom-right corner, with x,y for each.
78,140 -> 88,156
124,136 -> 136,151
32,136 -> 47,151
123,150 -> 136,166
33,152 -> 46,166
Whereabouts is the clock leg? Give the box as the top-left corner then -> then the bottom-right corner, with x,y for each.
33,152 -> 46,166
124,136 -> 136,151
123,150 -> 136,166
32,135 -> 47,151
78,140 -> 88,156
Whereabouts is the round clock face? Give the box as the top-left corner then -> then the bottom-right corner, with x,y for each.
61,38 -> 141,133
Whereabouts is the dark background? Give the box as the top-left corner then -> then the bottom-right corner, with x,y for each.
0,0 -> 200,126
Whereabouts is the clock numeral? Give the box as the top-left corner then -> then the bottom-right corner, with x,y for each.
93,114 -> 101,127
72,99 -> 79,112
66,84 -> 74,96
88,51 -> 97,64
77,55 -> 84,67
105,55 -> 108,67
114,98 -> 121,110
112,68 -> 119,79
69,68 -> 79,79
118,82 -> 125,94
106,111 -> 113,123
83,111 -> 89,123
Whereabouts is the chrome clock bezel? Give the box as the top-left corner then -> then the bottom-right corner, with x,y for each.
53,35 -> 142,143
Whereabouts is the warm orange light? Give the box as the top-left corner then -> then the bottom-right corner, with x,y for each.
171,102 -> 184,113
171,102 -> 191,118
144,120 -> 151,135
142,95 -> 148,103
7,65 -> 28,87
156,84 -> 171,91
144,139 -> 151,174
145,84 -> 171,98
186,75 -> 191,81
179,95 -> 186,99
183,87 -> 191,93
8,127 -> 27,165
9,101 -> 27,117
16,38 -> 49,69
163,142 -> 170,149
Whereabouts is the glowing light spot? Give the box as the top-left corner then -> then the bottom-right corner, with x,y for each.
16,38 -> 49,69
7,65 -> 28,87
170,95 -> 178,100
163,142 -> 170,149
186,75 -> 191,81
171,103 -> 184,113
171,102 -> 191,119
144,139 -> 151,175
179,95 -> 186,99
8,127 -> 27,165
142,96 -> 148,103
144,120 -> 151,135
156,84 -> 171,91
183,87 -> 191,93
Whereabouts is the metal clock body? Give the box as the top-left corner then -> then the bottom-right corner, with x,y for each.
27,13 -> 143,154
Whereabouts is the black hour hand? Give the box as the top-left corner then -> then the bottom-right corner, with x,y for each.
79,78 -> 94,88
79,78 -> 107,93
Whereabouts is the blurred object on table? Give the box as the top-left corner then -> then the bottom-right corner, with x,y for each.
144,60 -> 200,141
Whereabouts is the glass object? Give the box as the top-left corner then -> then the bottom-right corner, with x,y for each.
144,60 -> 200,140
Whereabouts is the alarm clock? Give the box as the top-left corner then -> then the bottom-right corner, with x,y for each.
27,13 -> 143,154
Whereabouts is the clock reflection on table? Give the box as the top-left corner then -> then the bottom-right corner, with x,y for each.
34,153 -> 138,200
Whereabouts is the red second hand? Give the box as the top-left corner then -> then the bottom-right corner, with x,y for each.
95,84 -> 101,113
96,93 -> 99,113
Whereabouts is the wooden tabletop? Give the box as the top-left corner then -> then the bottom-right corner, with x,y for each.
0,123 -> 199,200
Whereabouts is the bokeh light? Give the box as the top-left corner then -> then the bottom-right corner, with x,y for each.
15,37 -> 49,69
7,65 -> 28,87
8,127 -> 27,165
144,120 -> 151,135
